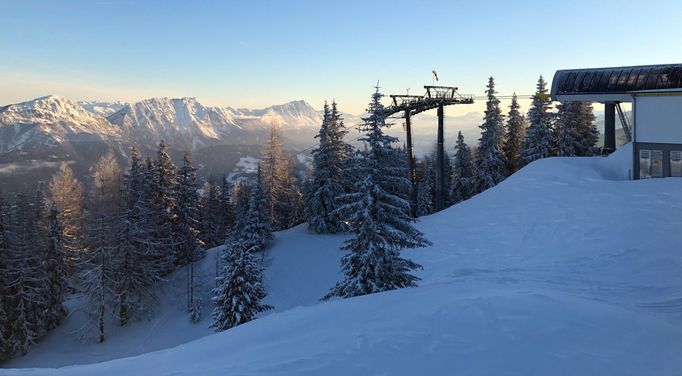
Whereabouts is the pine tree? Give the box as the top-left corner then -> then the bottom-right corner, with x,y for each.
416,156 -> 435,216
200,181 -> 225,248
48,162 -> 85,279
572,102 -> 599,156
5,194 -> 50,355
324,87 -> 430,299
522,76 -> 555,165
44,204 -> 68,330
260,125 -> 293,230
211,238 -> 272,332
449,131 -> 475,204
503,93 -> 526,173
240,169 -> 273,254
474,77 -> 508,193
304,101 -> 352,233
155,140 -> 180,268
113,147 -> 169,326
176,151 -> 204,318
0,195 -> 10,360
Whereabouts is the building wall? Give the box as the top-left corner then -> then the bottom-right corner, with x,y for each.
634,94 -> 682,144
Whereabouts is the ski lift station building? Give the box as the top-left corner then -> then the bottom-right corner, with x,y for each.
551,63 -> 682,179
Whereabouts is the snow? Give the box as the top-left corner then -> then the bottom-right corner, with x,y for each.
5,144 -> 682,375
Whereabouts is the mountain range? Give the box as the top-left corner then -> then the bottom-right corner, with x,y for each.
0,95 -> 485,193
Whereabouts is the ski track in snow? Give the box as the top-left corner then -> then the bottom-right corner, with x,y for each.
4,144 -> 682,375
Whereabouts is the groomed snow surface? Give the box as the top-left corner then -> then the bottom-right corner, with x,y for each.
4,144 -> 682,375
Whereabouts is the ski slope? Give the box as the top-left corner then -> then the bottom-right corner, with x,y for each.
4,144 -> 682,375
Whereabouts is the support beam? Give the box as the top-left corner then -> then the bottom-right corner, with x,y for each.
435,103 -> 446,211
404,110 -> 417,217
604,102 -> 616,154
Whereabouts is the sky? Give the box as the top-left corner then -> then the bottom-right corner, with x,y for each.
1,0 -> 681,115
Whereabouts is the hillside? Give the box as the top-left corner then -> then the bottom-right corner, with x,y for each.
4,144 -> 682,375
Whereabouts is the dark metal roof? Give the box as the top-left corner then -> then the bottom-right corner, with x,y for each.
551,64 -> 682,100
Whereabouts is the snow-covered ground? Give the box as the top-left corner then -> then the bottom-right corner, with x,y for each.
4,144 -> 682,375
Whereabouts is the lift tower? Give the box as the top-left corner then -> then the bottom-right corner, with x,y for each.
385,86 -> 474,213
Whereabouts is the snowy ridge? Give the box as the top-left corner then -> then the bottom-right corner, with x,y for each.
0,95 -> 121,152
0,96 -> 326,152
6,145 -> 682,375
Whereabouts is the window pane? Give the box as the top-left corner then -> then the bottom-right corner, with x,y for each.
626,68 -> 640,88
646,68 -> 661,89
635,68 -> 651,90
671,151 -> 682,177
657,67 -> 672,89
608,70 -> 622,90
616,69 -> 631,90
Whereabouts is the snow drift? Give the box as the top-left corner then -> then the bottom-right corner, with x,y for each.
4,145 -> 682,375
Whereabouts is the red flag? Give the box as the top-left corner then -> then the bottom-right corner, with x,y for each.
432,70 -> 439,81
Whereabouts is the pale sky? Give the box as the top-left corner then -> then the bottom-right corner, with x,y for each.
1,0 -> 681,115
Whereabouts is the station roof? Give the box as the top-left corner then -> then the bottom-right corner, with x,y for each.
551,63 -> 682,102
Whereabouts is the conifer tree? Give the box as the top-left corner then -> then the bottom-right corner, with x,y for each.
155,140 -> 180,267
80,152 -> 122,343
416,156 -> 436,216
211,239 -> 272,332
260,125 -> 293,230
304,101 -> 352,233
522,76 -> 555,165
503,93 -> 526,173
324,87 -> 430,299
5,194 -> 50,354
44,204 -> 68,330
573,102 -> 599,156
0,196 -> 10,360
200,181 -> 225,248
240,168 -> 273,254
48,162 -> 85,278
474,77 -> 508,193
450,131 -> 475,204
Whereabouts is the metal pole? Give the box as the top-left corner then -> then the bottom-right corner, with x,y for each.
405,110 -> 417,216
436,103 -> 445,210
604,102 -> 616,154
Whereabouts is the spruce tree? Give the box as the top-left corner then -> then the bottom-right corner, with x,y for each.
0,196 -> 10,360
503,93 -> 526,173
304,101 -> 352,233
211,233 -> 272,331
5,194 -> 50,355
416,156 -> 436,216
474,77 -> 508,193
522,76 -> 555,165
260,125 -> 293,230
44,204 -> 68,330
200,181 -> 225,248
240,169 -> 273,254
450,131 -> 475,204
572,102 -> 599,156
324,87 -> 430,299
155,140 -> 180,268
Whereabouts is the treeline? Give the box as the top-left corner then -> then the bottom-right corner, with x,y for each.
414,76 -> 599,216
0,126 -> 304,358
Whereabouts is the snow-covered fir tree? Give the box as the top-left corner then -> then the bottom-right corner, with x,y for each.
240,168 -> 273,254
43,204 -> 68,330
211,232 -> 272,331
473,77 -> 508,193
522,76 -> 555,165
304,101 -> 353,233
199,181 -> 226,248
323,87 -> 431,299
450,131 -> 475,204
555,101 -> 599,157
503,93 -> 526,173
5,194 -> 50,355
176,151 -> 204,319
0,196 -> 10,360
155,140 -> 180,268
416,156 -> 436,216
113,147 -> 169,327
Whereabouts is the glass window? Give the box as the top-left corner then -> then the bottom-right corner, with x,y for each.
608,70 -> 622,90
646,68 -> 661,89
573,72 -> 586,91
640,150 -> 651,179
580,71 -> 594,91
670,67 -> 682,87
588,71 -> 604,91
651,150 -> 663,177
616,69 -> 631,90
671,151 -> 682,177
597,70 -> 612,91
564,72 -> 577,92
634,67 -> 651,90
555,72 -> 570,93
626,68 -> 641,88
657,67 -> 672,89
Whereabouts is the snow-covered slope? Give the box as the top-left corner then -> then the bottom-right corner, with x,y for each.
106,97 -> 244,148
6,145 -> 682,375
0,96 -> 121,152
